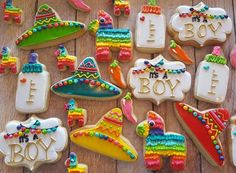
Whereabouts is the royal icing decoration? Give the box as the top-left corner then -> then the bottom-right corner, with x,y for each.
108,60 -> 127,89
64,99 -> 87,128
67,0 -> 91,12
0,116 -> 68,171
2,0 -> 23,24
70,108 -> 138,161
175,102 -> 230,166
169,40 -> 193,64
65,152 -> 88,173
15,52 -> 50,114
0,47 -> 20,74
137,111 -> 186,171
121,92 -> 137,124
230,116 -> 236,167
51,57 -> 122,100
135,0 -> 166,53
113,0 -> 130,16
230,45 -> 236,69
88,10 -> 132,62
194,46 -> 229,104
128,55 -> 191,105
169,2 -> 233,47
54,45 -> 78,72
15,4 -> 86,50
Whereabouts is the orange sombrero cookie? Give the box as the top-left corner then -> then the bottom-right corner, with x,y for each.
70,108 -> 138,162
15,4 -> 86,50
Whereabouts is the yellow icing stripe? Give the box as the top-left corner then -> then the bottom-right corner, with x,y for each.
34,17 -> 59,26
97,42 -> 132,48
145,150 -> 186,157
76,73 -> 99,79
57,56 -> 76,61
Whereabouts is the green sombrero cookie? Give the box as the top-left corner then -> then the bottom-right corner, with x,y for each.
15,4 -> 86,50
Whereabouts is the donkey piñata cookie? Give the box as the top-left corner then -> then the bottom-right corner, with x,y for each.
137,111 -> 187,171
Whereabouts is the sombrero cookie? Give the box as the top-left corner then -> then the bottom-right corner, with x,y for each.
174,102 -> 230,166
70,108 -> 138,162
51,57 -> 122,100
15,4 -> 86,50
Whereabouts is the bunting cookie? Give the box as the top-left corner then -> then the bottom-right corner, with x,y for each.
15,4 -> 86,50
0,116 -> 68,171
174,102 -> 230,166
51,57 -> 122,100
70,108 -> 138,162
169,2 -> 233,47
127,55 -> 191,105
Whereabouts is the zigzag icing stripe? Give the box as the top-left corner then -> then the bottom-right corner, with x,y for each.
76,73 -> 99,79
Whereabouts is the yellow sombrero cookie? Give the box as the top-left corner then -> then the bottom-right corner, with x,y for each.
70,108 -> 138,162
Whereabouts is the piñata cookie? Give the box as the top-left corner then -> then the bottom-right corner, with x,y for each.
88,10 -> 132,62
137,111 -> 187,171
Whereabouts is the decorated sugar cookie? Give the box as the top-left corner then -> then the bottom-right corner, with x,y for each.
54,45 -> 78,72
15,52 -> 50,114
127,55 -> 191,105
88,10 -> 132,62
0,116 -> 68,171
15,4 -> 86,50
108,60 -> 127,89
194,46 -> 229,104
230,116 -> 236,167
169,40 -> 193,64
67,0 -> 91,12
113,0 -> 130,16
121,92 -> 137,124
0,47 -> 20,74
136,111 -> 187,171
230,45 -> 236,69
135,0 -> 166,53
51,57 -> 122,100
65,152 -> 88,173
70,108 -> 138,161
2,0 -> 23,25
174,102 -> 230,166
64,99 -> 87,128
169,2 -> 233,47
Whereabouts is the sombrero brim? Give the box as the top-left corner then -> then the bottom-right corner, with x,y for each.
16,21 -> 86,50
51,75 -> 122,100
70,126 -> 138,162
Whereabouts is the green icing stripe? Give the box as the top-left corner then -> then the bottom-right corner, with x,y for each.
22,64 -> 43,73
205,54 -> 227,65
18,22 -> 84,47
145,145 -> 186,152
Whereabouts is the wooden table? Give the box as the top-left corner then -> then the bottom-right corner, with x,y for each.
0,0 -> 235,172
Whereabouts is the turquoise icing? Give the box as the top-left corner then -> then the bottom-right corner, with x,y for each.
22,63 -> 43,73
